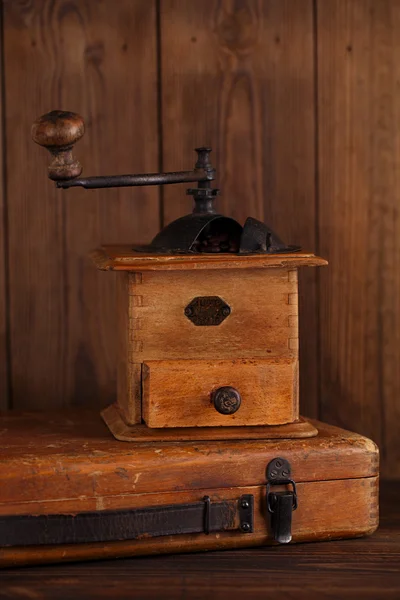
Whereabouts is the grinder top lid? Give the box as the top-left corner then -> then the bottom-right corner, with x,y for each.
143,212 -> 300,256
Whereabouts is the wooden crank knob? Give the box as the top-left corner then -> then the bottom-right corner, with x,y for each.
32,110 -> 85,181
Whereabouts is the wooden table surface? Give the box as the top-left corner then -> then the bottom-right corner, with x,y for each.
0,481 -> 399,599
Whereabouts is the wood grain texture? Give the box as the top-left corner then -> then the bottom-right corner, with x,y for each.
3,0 -> 160,409
317,0 -> 400,478
142,358 -> 298,427
0,480 -> 396,599
0,410 -> 378,567
116,273 -> 141,424
0,411 -> 378,502
159,0 -> 319,418
126,268 -> 299,362
0,478 -> 378,568
0,6 -> 9,410
0,0 -> 398,481
92,246 -> 327,270
103,404 -> 317,441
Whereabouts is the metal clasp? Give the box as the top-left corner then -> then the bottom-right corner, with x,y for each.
203,494 -> 254,536
266,457 -> 298,544
203,495 -> 211,535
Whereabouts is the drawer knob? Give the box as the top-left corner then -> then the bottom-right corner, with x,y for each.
212,387 -> 241,415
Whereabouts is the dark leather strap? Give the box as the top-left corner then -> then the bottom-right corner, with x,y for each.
0,495 -> 253,547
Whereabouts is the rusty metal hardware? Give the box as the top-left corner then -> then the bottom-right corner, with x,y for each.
239,217 -> 301,254
56,169 -> 214,189
238,495 -> 254,533
56,144 -> 215,191
203,495 -> 211,534
186,187 -> 220,215
32,110 -> 301,255
0,494 -> 254,546
184,296 -> 231,326
146,213 -> 242,254
266,457 -> 298,544
212,386 -> 242,415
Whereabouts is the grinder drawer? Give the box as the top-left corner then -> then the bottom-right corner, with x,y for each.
142,358 -> 298,428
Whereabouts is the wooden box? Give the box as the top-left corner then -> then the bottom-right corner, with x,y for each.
0,411 -> 379,568
93,247 -> 327,435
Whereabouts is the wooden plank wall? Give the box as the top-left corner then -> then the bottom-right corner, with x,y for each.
2,0 -> 160,409
317,0 -> 400,479
0,0 -> 398,477
160,0 -> 318,419
0,4 -> 8,409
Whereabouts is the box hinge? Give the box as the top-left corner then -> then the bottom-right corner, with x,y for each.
266,457 -> 298,544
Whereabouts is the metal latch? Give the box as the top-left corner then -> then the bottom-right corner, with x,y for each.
266,457 -> 298,544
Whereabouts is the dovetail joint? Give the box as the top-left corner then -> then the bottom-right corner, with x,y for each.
131,295 -> 144,306
132,341 -> 143,353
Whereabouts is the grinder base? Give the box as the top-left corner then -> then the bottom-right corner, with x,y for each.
102,403 -> 318,442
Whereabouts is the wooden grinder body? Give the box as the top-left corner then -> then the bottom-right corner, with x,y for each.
94,247 -> 327,435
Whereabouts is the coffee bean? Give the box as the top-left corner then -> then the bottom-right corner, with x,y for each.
191,232 -> 239,254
